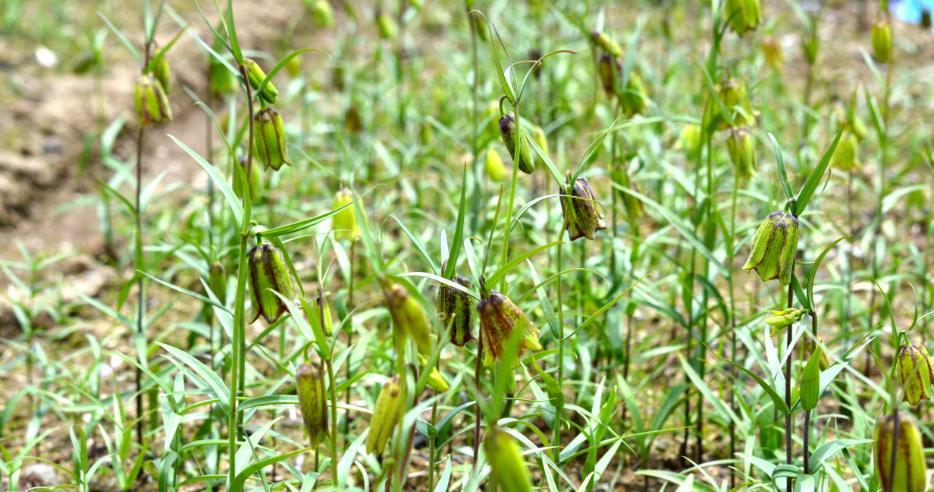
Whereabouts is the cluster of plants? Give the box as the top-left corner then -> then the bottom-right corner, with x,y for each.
2,0 -> 933,490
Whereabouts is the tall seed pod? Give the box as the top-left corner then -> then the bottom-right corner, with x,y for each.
591,31 -> 623,58
874,412 -> 927,492
725,0 -> 762,36
243,58 -> 279,104
295,363 -> 328,445
253,108 -> 291,171
477,291 -> 541,362
134,74 -> 172,125
366,376 -> 405,455
332,189 -> 360,241
871,20 -> 893,63
726,126 -> 757,181
742,212 -> 798,285
248,240 -> 296,323
436,276 -> 474,346
597,53 -> 620,98
560,176 -> 607,241
484,427 -> 533,492
897,343 -> 934,406
498,113 -> 535,174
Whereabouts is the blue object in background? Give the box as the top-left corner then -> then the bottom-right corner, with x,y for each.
891,0 -> 934,27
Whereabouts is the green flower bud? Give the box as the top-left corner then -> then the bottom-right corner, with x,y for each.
303,294 -> 334,337
308,0 -> 334,27
726,126 -> 757,181
234,156 -> 263,200
898,343 -> 934,406
874,411 -> 927,492
831,131 -> 860,171
725,0 -> 761,36
436,275 -> 474,347
332,189 -> 359,241
296,362 -> 328,445
591,31 -> 622,58
253,108 -> 291,171
243,58 -> 279,104
742,212 -> 798,285
718,77 -> 747,109
678,124 -> 702,154
209,50 -> 237,97
484,427 -> 533,492
384,282 -> 433,356
499,113 -> 535,174
418,355 -> 450,392
532,125 -> 548,157
134,74 -> 172,125
208,261 -> 226,300
484,147 -> 508,182
560,176 -> 607,241
620,71 -> 648,116
872,20 -> 893,64
377,10 -> 398,40
248,240 -> 296,324
764,307 -> 805,334
478,291 -> 541,362
366,376 -> 405,455
148,54 -> 172,95
761,36 -> 784,72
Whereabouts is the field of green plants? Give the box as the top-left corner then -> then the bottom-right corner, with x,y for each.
1,0 -> 934,490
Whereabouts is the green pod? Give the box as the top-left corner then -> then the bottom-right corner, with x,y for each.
498,113 -> 535,174
302,294 -> 334,337
620,71 -> 648,116
831,131 -> 860,171
597,53 -> 619,98
366,376 -> 405,455
377,11 -> 398,40
591,30 -> 622,58
208,261 -> 227,300
149,54 -> 172,95
560,176 -> 607,241
872,20 -> 893,64
332,189 -> 359,241
248,240 -> 295,324
484,147 -> 508,182
308,0 -> 335,28
742,212 -> 798,285
244,58 -> 279,104
477,291 -> 541,362
134,74 -> 172,125
484,427 -> 533,492
436,275 -> 474,347
897,343 -> 934,406
253,108 -> 291,171
725,0 -> 761,36
296,363 -> 328,445
726,126 -> 757,182
384,283 -> 433,356
874,412 -> 927,492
